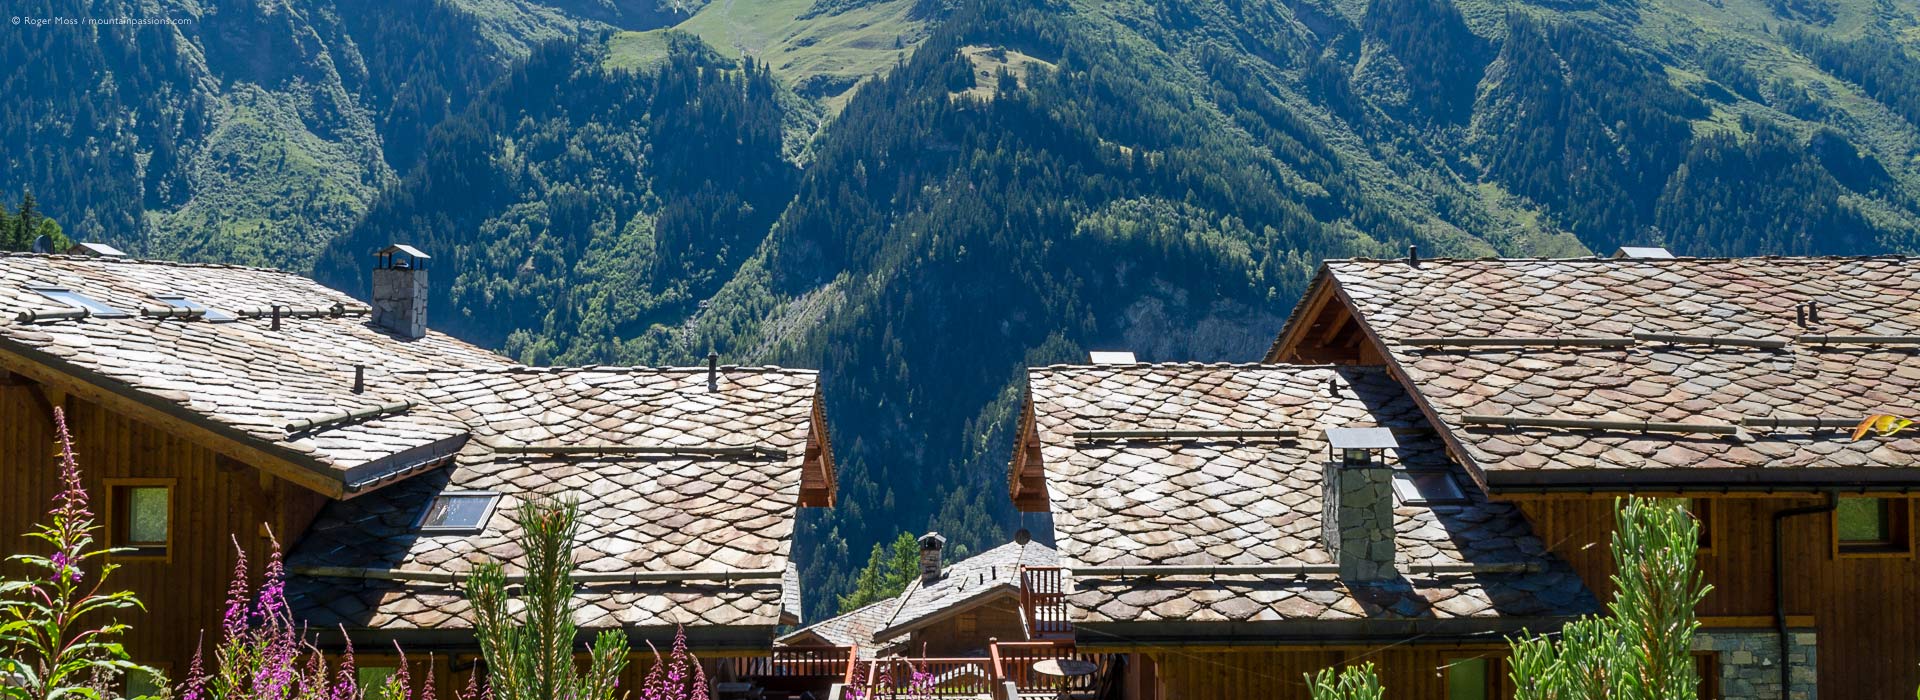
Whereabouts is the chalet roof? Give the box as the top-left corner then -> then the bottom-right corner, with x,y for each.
778,600 -> 899,656
1282,256 -> 1920,489
777,540 -> 1058,654
1021,363 -> 1595,637
0,253 -> 834,639
875,540 -> 1056,640
283,366 -> 823,637
0,253 -> 504,497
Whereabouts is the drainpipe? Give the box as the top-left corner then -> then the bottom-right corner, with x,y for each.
1771,492 -> 1834,698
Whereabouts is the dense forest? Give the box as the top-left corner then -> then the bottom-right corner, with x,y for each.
8,0 -> 1920,620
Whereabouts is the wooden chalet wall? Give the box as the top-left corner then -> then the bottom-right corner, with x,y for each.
1518,494 -> 1920,698
1140,646 -> 1512,700
1,379 -> 331,684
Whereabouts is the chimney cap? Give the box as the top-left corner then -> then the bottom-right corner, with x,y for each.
1326,427 -> 1399,451
375,244 -> 430,271
918,532 -> 947,550
1612,246 -> 1674,259
66,242 -> 127,258
376,243 -> 430,259
1088,350 -> 1137,364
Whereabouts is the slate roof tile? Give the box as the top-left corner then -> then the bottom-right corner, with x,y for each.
1026,363 -> 1597,628
1308,257 -> 1920,486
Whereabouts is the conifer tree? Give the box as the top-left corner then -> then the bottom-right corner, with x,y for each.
464,497 -> 627,700
836,533 -> 919,613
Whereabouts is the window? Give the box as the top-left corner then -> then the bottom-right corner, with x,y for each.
153,295 -> 237,322
416,491 -> 501,533
1694,651 -> 1721,699
1689,499 -> 1715,553
958,611 -> 977,635
357,666 -> 398,693
1445,657 -> 1489,700
29,285 -> 128,317
1392,471 -> 1467,506
1837,497 -> 1909,555
107,481 -> 172,558
124,664 -> 169,699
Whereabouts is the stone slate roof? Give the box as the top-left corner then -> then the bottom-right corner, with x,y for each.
778,540 -> 1057,654
1022,363 -> 1595,636
0,253 -> 830,638
875,541 -> 1056,639
778,600 -> 899,657
1293,256 -> 1920,488
285,367 -> 823,636
0,253 -> 504,495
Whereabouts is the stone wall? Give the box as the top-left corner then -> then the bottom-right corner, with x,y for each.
1321,459 -> 1397,581
1694,628 -> 1817,700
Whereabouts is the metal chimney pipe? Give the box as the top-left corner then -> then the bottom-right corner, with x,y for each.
707,351 -> 720,391
352,365 -> 365,394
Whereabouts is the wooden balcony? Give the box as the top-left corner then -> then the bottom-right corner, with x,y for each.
1019,566 -> 1073,640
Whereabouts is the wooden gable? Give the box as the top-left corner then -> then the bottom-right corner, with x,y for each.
799,390 -> 837,508
1009,396 -> 1049,512
1265,277 -> 1384,366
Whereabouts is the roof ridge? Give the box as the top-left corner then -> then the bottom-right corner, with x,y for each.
1329,254 -> 1920,265
393,365 -> 820,376
0,250 -> 294,274
1033,361 -> 1361,372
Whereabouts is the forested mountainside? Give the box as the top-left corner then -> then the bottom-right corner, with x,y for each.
10,0 -> 1920,619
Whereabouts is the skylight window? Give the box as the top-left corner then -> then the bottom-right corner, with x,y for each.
28,285 -> 128,318
153,295 -> 237,322
1393,471 -> 1467,506
416,491 -> 500,533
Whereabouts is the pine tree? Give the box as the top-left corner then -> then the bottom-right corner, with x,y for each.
1507,498 -> 1709,700
464,497 -> 628,700
835,532 -> 920,613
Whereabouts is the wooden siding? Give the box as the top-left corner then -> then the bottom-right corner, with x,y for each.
1516,494 -> 1920,699
899,595 -> 1030,657
1145,646 -> 1511,700
0,383 -> 331,684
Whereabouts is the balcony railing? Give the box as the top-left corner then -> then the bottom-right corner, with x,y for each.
739,644 -> 858,678
1020,566 -> 1072,639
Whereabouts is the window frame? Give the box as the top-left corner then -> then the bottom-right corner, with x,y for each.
27,285 -> 129,318
105,479 -> 175,562
1391,469 -> 1470,506
1834,496 -> 1912,558
1443,656 -> 1492,700
1688,498 -> 1718,555
414,490 -> 503,534
122,662 -> 171,699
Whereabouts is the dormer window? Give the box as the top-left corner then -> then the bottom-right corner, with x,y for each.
28,285 -> 128,318
416,491 -> 501,533
153,295 -> 236,322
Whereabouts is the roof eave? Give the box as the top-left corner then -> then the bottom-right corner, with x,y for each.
1070,615 -> 1581,647
0,338 -> 351,498
1486,466 -> 1920,493
869,584 -> 1021,641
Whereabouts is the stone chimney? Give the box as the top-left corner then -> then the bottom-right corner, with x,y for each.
918,532 -> 947,583
371,244 -> 429,339
1322,428 -> 1399,581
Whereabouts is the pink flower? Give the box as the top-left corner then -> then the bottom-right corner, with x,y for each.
221,538 -> 251,643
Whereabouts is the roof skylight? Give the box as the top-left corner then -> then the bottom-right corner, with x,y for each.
28,285 -> 129,318
153,295 -> 237,322
1392,471 -> 1467,506
416,491 -> 501,533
